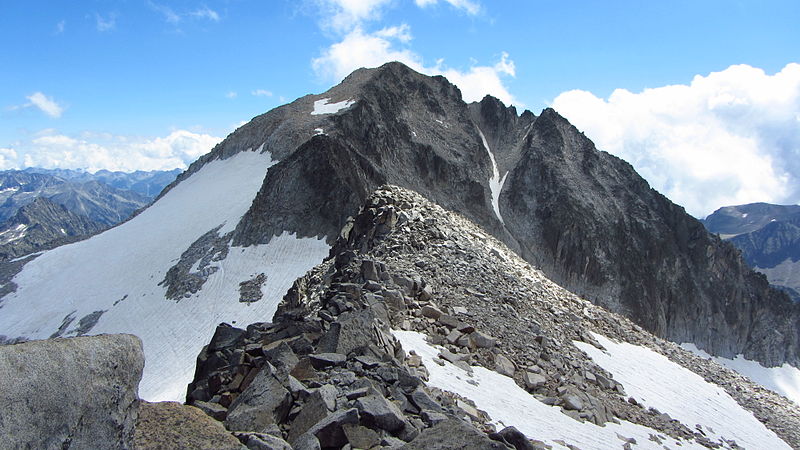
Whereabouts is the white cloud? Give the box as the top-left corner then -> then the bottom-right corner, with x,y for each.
251,89 -> 273,97
95,13 -> 116,32
0,148 -> 18,170
312,27 -> 519,105
414,0 -> 481,15
311,0 -> 515,105
225,91 -> 238,99
6,129 -> 221,172
374,24 -> 412,42
26,92 -> 64,118
148,2 -> 220,24
190,6 -> 220,21
317,0 -> 393,32
551,63 -> 800,217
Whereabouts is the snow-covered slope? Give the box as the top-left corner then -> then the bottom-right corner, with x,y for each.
681,343 -> 800,406
394,330 -> 700,450
575,334 -> 789,449
0,149 -> 329,401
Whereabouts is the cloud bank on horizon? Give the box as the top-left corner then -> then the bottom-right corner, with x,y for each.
0,129 -> 221,173
552,63 -> 800,217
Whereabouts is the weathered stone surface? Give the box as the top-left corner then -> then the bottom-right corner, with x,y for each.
400,418 -> 509,449
309,352 -> 347,369
0,334 -> 143,450
490,426 -> 537,450
562,394 -> 583,411
470,330 -> 496,348
523,372 -> 547,390
420,305 -> 443,319
306,408 -> 360,448
356,394 -> 407,432
342,423 -> 382,449
287,386 -> 339,442
243,433 -> 292,450
193,399 -> 228,421
135,401 -> 244,450
495,354 -> 515,377
225,364 -> 292,432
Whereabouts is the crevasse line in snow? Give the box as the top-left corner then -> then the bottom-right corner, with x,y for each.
476,127 -> 508,225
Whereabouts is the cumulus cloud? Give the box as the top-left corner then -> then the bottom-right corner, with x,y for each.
317,0 -> 393,32
414,0 -> 481,15
551,63 -> 800,217
5,129 -> 221,172
25,92 -> 64,118
311,0 -> 515,105
313,26 -> 518,105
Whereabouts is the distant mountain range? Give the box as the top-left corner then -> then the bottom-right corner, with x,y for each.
0,168 -> 180,261
22,167 -> 182,199
703,203 -> 800,302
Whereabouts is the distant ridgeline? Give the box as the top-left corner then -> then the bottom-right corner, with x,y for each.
702,203 -> 800,302
0,168 -> 180,261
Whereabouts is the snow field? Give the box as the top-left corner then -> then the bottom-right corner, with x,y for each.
0,149 -> 330,401
393,330 -> 701,450
680,342 -> 800,406
575,333 -> 790,449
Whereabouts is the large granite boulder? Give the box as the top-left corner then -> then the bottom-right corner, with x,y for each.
0,334 -> 144,449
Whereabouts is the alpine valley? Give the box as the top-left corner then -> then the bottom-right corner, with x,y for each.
1,63 -> 799,449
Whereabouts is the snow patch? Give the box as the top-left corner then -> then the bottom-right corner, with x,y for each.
314,128 -> 325,135
575,333 -> 790,449
0,187 -> 19,194
681,343 -> 800,406
0,223 -> 28,244
476,127 -> 508,224
0,149 -> 331,401
742,213 -> 749,218
311,97 -> 355,115
393,330 -> 699,450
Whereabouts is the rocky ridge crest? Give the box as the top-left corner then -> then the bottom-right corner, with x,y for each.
187,186 -> 800,449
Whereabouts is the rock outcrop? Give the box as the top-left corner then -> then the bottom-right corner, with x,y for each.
187,186 -> 800,448
134,401 -> 245,450
0,334 -> 144,449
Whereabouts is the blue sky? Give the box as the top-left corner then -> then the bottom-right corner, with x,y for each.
1,0 -> 799,215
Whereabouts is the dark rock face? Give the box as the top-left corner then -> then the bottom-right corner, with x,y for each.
0,197 -> 105,261
0,334 -> 144,449
180,61 -> 799,367
496,109 -> 800,366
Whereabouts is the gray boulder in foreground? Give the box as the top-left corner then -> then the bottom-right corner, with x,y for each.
0,334 -> 144,449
